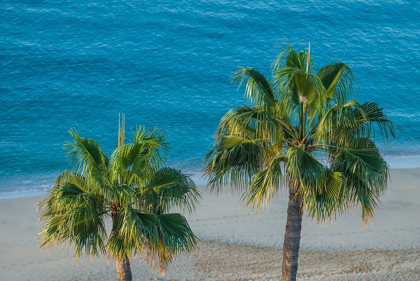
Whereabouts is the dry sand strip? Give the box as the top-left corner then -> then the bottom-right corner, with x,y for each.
192,241 -> 420,281
1,240 -> 419,280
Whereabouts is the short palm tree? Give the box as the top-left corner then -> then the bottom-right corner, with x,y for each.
204,44 -> 397,281
38,116 -> 200,281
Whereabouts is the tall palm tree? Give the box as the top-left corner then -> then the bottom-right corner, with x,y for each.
38,116 -> 201,281
204,44 -> 397,281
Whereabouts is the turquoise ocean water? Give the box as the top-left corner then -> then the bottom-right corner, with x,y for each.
1,0 -> 420,194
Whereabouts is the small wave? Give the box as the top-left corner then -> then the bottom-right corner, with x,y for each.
0,184 -> 51,194
0,188 -> 49,200
387,111 -> 420,119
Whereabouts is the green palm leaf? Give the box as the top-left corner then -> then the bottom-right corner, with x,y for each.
246,156 -> 285,209
318,62 -> 354,102
204,135 -> 263,190
142,167 -> 201,215
232,67 -> 276,106
65,129 -> 108,176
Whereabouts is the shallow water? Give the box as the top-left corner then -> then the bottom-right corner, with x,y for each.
1,0 -> 420,193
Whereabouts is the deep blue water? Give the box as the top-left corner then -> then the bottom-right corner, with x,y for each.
1,0 -> 420,193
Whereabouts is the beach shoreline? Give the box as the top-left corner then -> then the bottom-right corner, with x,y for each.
1,154 -> 419,200
0,167 -> 419,280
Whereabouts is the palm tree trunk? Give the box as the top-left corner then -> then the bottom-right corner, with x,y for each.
116,255 -> 132,281
281,187 -> 303,281
112,211 -> 133,281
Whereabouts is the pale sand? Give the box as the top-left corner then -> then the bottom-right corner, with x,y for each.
0,168 -> 419,280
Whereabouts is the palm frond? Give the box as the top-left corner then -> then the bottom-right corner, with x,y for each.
65,129 -> 108,176
218,106 -> 284,142
331,145 -> 389,221
39,180 -> 107,257
274,67 -> 326,122
232,67 -> 276,107
139,213 -> 197,275
156,213 -> 197,254
133,126 -> 169,167
301,171 -> 347,222
273,45 -> 310,72
141,167 -> 201,215
285,147 -> 328,192
204,135 -> 263,190
111,127 -> 170,185
353,102 -> 398,143
313,101 -> 397,147
108,208 -> 159,258
317,62 -> 354,103
245,156 -> 285,209
111,143 -> 151,184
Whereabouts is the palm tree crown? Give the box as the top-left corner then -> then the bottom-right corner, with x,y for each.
38,122 -> 200,280
204,45 -> 397,280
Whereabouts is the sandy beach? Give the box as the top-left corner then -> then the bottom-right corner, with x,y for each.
0,168 -> 419,280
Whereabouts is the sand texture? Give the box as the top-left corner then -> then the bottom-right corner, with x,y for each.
0,168 -> 419,280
